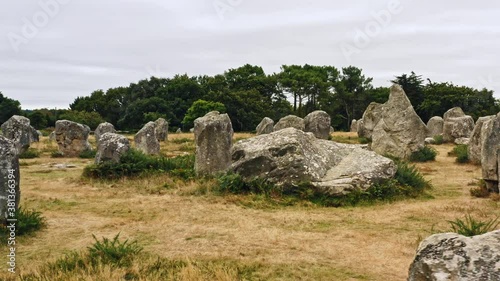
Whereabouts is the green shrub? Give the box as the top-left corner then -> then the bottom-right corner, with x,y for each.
19,148 -> 40,159
448,215 -> 499,237
451,145 -> 469,163
216,173 -> 278,196
409,146 -> 437,162
83,149 -> 195,180
51,150 -> 64,158
88,233 -> 143,267
433,135 -> 444,145
358,137 -> 371,144
79,150 -> 97,159
1,208 -> 46,241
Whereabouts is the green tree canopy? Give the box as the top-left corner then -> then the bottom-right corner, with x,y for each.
182,100 -> 226,129
0,92 -> 22,124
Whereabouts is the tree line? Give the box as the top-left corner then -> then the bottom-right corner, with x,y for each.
1,65 -> 499,132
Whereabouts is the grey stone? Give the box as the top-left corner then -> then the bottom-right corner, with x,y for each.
55,120 -> 92,157
256,117 -> 274,135
95,133 -> 130,164
231,128 -> 396,195
481,113 -> 500,192
49,131 -> 56,141
426,116 -> 444,138
370,85 -> 428,159
154,118 -> 168,142
454,138 -> 470,145
357,102 -> 384,139
304,110 -> 331,140
190,128 -> 194,133
94,122 -> 116,144
468,116 -> 494,164
194,111 -> 233,176
0,136 -> 20,222
408,230 -> 500,281
443,107 -> 466,120
176,128 -> 182,134
330,126 -> 335,133
350,119 -> 358,132
134,122 -> 160,155
274,115 -> 305,132
1,115 -> 38,154
443,116 -> 475,143
425,137 -> 436,145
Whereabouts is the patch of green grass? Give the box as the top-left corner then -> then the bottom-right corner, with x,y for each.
83,149 -> 195,180
19,148 -> 40,159
449,144 -> 469,163
171,137 -> 192,144
79,149 -> 97,159
448,214 -> 499,237
50,150 -> 64,158
433,135 -> 444,145
409,146 -> 437,162
88,233 -> 143,267
359,137 -> 371,144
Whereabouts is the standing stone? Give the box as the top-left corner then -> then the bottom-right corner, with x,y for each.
304,111 -> 331,140
1,115 -> 38,154
154,118 -> 169,142
194,111 -> 233,175
94,122 -> 116,144
426,116 -> 444,137
357,102 -> 383,139
55,120 -> 92,157
190,128 -> 194,133
408,230 -> 500,281
443,107 -> 475,143
256,117 -> 274,135
370,85 -> 428,159
481,113 -> 500,193
49,131 -> 56,142
0,136 -> 20,222
468,116 -> 494,164
350,119 -> 358,132
134,122 -> 160,155
176,128 -> 182,134
95,133 -> 130,164
274,115 -> 305,132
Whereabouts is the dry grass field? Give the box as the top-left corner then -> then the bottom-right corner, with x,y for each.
1,132 -> 499,280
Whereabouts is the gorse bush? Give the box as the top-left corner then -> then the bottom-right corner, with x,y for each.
409,146 -> 437,162
433,135 -> 444,145
451,144 -> 469,163
1,208 -> 46,243
448,215 -> 499,237
83,149 -> 195,180
79,149 -> 97,159
19,148 -> 40,159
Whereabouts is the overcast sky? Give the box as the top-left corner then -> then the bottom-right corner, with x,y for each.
1,0 -> 499,109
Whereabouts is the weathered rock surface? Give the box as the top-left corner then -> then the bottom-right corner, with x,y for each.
408,230 -> 500,281
49,131 -> 56,141
274,115 -> 305,132
427,116 -> 444,138
256,117 -> 274,135
194,111 -> 233,175
369,85 -> 428,159
154,118 -> 168,141
1,115 -> 38,154
134,122 -> 160,155
94,122 -> 116,144
443,108 -> 475,143
425,137 -> 436,145
231,128 -> 396,195
357,102 -> 383,139
481,113 -> 500,193
350,119 -> 358,132
95,133 -> 130,164
468,116 -> 494,164
304,110 -> 331,140
454,138 -> 470,145
0,136 -> 20,222
55,120 -> 92,157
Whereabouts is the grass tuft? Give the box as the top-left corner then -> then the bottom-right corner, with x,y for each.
409,146 -> 437,162
79,149 -> 97,159
448,214 -> 499,237
449,144 -> 469,163
19,148 -> 40,159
